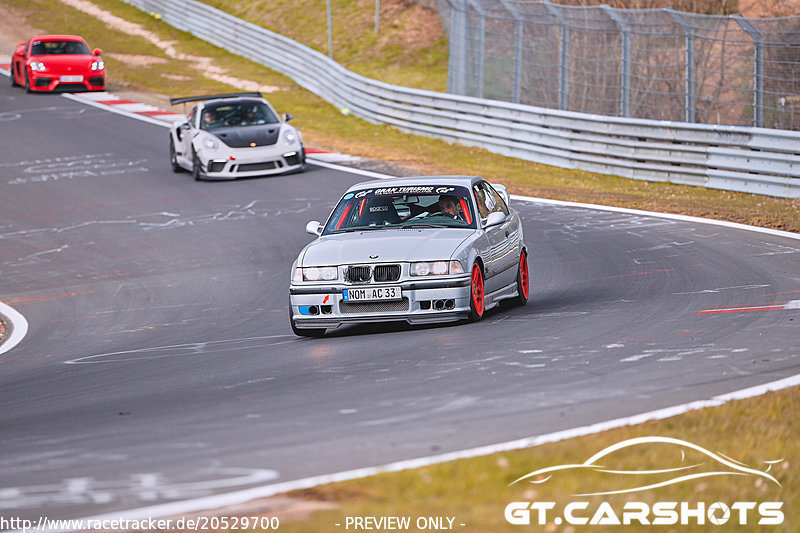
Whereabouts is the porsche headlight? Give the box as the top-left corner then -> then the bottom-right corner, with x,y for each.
30,61 -> 46,71
283,129 -> 298,145
203,137 -> 219,150
91,60 -> 104,71
301,266 -> 338,281
410,260 -> 463,276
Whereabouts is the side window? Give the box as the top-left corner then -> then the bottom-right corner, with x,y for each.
487,184 -> 509,216
188,106 -> 197,127
473,185 -> 491,219
474,182 -> 507,219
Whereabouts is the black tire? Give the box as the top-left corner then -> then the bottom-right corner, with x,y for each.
191,150 -> 203,181
169,137 -> 181,173
468,261 -> 485,321
10,66 -> 18,87
289,308 -> 326,337
24,72 -> 31,93
514,250 -> 530,306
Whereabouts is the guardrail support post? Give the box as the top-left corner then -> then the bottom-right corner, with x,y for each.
733,14 -> 765,128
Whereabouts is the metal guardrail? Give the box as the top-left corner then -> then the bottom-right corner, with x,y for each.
124,0 -> 800,198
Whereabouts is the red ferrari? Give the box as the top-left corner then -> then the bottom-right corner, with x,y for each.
10,35 -> 105,92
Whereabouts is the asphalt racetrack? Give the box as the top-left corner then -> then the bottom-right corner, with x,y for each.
1,87 -> 798,521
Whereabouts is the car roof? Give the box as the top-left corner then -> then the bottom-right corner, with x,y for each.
31,35 -> 86,42
344,175 -> 483,193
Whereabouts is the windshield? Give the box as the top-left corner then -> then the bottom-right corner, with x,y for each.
31,40 -> 91,55
200,101 -> 278,130
323,185 -> 476,235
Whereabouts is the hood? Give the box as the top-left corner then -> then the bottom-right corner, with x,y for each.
301,228 -> 473,266
214,124 -> 281,148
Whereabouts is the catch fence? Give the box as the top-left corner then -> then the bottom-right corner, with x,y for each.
441,0 -> 800,130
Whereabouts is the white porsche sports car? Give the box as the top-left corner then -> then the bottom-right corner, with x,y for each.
168,92 -> 305,180
289,175 -> 529,337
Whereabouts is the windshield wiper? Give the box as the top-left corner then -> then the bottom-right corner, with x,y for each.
400,223 -> 451,229
331,226 -> 395,233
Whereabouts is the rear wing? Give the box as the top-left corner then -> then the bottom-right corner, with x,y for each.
170,92 -> 263,106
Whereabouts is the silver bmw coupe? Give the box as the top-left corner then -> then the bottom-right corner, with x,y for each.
289,176 -> 529,336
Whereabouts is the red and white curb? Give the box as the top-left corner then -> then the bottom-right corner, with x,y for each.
76,91 -> 186,121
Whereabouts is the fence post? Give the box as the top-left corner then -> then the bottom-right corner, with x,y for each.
499,0 -> 524,104
466,0 -> 486,99
602,5 -> 631,117
326,0 -> 333,58
733,14 -> 765,128
447,0 -> 469,95
665,9 -> 696,123
543,0 -> 570,111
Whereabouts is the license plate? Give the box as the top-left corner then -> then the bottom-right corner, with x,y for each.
343,286 -> 402,302
60,75 -> 83,82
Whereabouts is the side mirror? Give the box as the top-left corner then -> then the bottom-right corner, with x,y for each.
306,220 -> 322,236
180,122 -> 191,130
93,48 -> 103,56
484,211 -> 506,228
283,113 -> 293,122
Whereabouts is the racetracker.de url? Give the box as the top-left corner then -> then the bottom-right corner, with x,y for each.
0,515 -> 280,532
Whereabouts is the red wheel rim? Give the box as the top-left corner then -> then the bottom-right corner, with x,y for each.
471,264 -> 484,316
519,251 -> 529,299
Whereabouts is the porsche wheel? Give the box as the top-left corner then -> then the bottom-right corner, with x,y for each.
514,250 -> 530,306
289,308 -> 325,338
10,68 -> 18,87
24,72 -> 31,93
468,261 -> 485,321
169,138 -> 181,173
191,150 -> 202,181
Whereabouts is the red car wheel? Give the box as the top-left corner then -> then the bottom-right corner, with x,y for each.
469,261 -> 485,321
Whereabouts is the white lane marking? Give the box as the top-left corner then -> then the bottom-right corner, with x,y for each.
0,301 -> 28,356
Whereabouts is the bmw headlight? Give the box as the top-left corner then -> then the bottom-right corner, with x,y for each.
91,60 -> 104,71
203,137 -> 219,150
300,266 -> 338,281
30,61 -> 46,71
410,260 -> 464,276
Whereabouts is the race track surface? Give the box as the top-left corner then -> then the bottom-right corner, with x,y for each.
1,87 -> 798,520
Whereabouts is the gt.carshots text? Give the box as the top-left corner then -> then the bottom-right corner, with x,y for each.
505,500 -> 783,526
504,436 -> 785,528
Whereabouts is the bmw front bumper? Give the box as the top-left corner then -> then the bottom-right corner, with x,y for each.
289,275 -> 472,329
